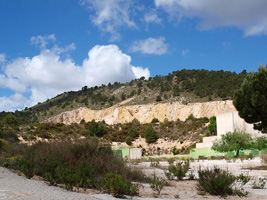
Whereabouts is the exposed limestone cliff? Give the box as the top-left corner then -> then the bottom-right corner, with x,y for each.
45,100 -> 236,125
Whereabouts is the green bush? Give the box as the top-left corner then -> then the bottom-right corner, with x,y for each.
125,137 -> 132,145
100,172 -> 139,197
168,160 -> 189,180
197,168 -> 248,196
156,96 -> 162,102
151,118 -> 159,123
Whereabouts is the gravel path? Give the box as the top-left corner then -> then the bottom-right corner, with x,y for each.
0,167 -> 173,200
0,167 -> 100,200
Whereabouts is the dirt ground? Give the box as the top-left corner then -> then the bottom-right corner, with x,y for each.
129,157 -> 267,200
2,158 -> 267,200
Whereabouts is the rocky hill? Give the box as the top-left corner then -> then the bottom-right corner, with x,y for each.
46,99 -> 236,125
0,69 -> 247,125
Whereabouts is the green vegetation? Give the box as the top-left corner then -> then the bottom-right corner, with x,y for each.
100,172 -> 139,197
3,139 -> 145,194
197,168 -> 249,197
125,137 -> 132,145
212,131 -> 252,156
234,66 -> 267,133
253,136 -> 267,150
207,116 -> 216,136
128,126 -> 138,138
88,120 -> 106,137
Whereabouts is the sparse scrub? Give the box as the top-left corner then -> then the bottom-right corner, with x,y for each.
252,177 -> 266,189
150,174 -> 166,196
168,160 -> 190,180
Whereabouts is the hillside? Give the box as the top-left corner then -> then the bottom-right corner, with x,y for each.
0,69 -> 247,125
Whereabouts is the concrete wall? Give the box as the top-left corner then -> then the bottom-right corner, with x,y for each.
129,148 -> 142,160
217,112 -> 263,138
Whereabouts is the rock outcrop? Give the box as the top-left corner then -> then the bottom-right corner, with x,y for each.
45,100 -> 236,125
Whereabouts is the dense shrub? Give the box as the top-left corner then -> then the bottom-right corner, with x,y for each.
7,139 -> 145,192
197,168 -> 248,196
128,126 -> 138,138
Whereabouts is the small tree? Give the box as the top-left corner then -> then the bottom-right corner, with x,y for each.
128,126 -> 138,138
212,131 -> 252,157
145,126 -> 157,144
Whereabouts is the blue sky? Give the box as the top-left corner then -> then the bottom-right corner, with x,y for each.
0,0 -> 267,111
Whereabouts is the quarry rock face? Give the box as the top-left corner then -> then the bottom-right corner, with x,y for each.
45,100 -> 236,125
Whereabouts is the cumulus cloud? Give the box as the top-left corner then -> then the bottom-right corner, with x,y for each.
0,36 -> 150,111
0,93 -> 28,112
80,0 -> 136,41
130,37 -> 168,55
155,0 -> 267,36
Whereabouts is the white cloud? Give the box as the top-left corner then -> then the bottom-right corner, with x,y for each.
80,0 -> 136,41
132,66 -> 150,79
0,53 -> 6,64
144,10 -> 161,24
130,37 -> 168,55
182,49 -> 189,57
0,36 -> 150,111
0,93 -> 28,112
31,34 -> 56,49
155,0 -> 267,36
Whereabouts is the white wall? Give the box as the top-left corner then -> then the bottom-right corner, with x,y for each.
196,112 -> 263,149
216,112 -> 263,138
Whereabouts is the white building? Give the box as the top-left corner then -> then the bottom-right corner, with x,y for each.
196,112 -> 263,149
